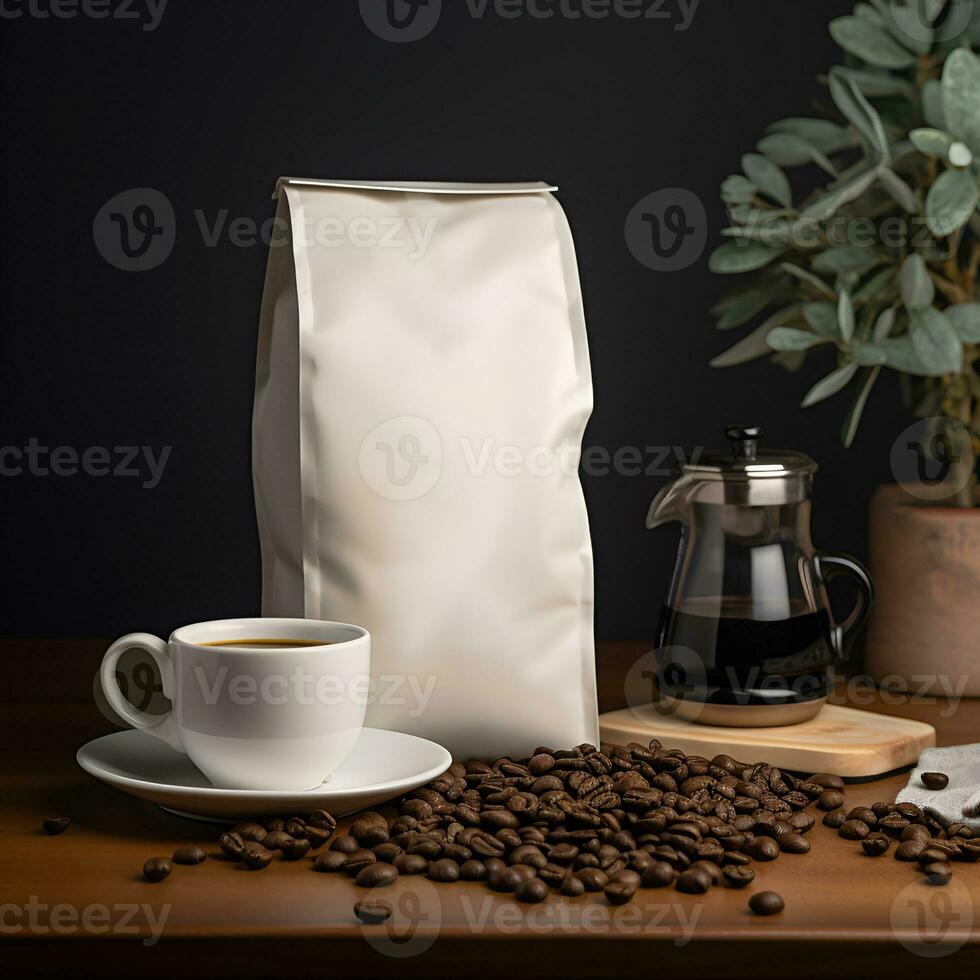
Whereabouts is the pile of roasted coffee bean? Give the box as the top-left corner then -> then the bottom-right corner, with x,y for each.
119,745 -> 975,917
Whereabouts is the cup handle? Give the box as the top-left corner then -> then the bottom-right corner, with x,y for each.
100,633 -> 184,752
812,553 -> 874,658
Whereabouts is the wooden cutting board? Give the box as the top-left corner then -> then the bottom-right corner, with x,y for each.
598,703 -> 936,779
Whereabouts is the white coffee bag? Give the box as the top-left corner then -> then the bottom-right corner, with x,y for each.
253,178 -> 597,761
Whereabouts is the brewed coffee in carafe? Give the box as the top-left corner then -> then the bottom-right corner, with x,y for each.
647,426 -> 873,727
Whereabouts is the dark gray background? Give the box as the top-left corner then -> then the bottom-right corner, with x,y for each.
0,0 -> 901,642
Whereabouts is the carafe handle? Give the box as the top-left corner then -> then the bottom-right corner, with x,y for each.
812,553 -> 874,658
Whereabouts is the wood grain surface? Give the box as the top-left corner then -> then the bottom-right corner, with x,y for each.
1,642 -> 978,978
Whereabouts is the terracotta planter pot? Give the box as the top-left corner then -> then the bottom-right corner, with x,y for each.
865,484 -> 980,696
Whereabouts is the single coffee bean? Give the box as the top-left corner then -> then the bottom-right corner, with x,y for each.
488,867 -> 522,893
428,859 -> 461,883
878,814 -> 909,836
460,859 -> 487,881
861,834 -> 891,857
749,891 -> 785,916
723,866 -> 755,889
810,774 -> 844,790
509,864 -> 538,882
896,840 -> 927,862
605,881 -> 636,905
822,811 -> 846,830
574,868 -> 609,892
242,844 -> 274,870
373,843 -> 403,864
923,862 -> 952,885
789,812 -> 815,834
922,772 -> 949,791
344,849 -> 377,876
42,817 -> 71,836
918,847 -> 951,866
675,868 -> 711,894
354,901 -> 392,924
483,857 -> 506,876
330,835 -> 360,854
232,822 -> 267,843
516,878 -> 550,903
838,820 -> 870,841
778,833 -> 810,855
817,790 -> 845,811
901,825 -> 931,844
307,808 -> 338,831
847,807 -> 877,828
173,844 -> 206,866
219,832 -> 246,861
560,875 -> 586,897
528,753 -> 556,775
142,857 -> 172,882
356,862 -> 399,888
281,838 -> 312,861
641,861 -> 675,888
538,862 -> 569,888
313,852 -> 347,872
263,831 -> 293,851
745,837 -> 779,862
389,852 -> 425,875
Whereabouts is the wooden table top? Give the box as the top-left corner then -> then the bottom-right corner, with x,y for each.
2,640 -> 979,978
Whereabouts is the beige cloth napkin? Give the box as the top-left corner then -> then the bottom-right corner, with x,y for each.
896,744 -> 980,830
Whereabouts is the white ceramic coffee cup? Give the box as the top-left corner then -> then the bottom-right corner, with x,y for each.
100,618 -> 370,791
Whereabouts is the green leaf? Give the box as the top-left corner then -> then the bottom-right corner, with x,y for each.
713,288 -> 773,330
943,47 -> 980,155
877,166 -> 918,212
874,307 -> 896,340
901,255 -> 935,311
838,291 -> 855,342
757,134 -> 837,175
804,302 -> 841,337
854,336 -> 942,375
709,241 -> 786,274
767,327 -> 831,352
911,127 -> 956,157
947,303 -> 980,342
921,79 -> 946,130
711,306 -> 802,367
722,175 -> 757,205
812,245 -> 879,276
830,65 -> 915,98
768,117 -> 859,153
780,262 -> 837,300
884,0 -> 934,54
828,71 -> 889,158
802,362 -> 860,407
741,154 -> 792,208
800,166 -> 879,222
842,366 -> 881,447
925,167 -> 980,237
854,2 -> 885,27
949,142 -> 974,168
910,307 -> 964,374
829,16 -> 917,69
852,266 -> 896,306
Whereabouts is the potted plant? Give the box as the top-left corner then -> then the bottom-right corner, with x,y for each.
708,0 -> 980,693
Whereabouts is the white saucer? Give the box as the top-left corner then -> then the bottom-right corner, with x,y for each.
77,728 -> 452,822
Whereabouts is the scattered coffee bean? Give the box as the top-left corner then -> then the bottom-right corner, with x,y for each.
901,825 -> 931,844
575,868 -> 610,892
749,891 -> 785,916
895,840 -> 927,862
923,862 -> 952,885
232,822 -> 267,843
605,881 -> 636,905
219,832 -> 246,861
313,852 -> 347,873
516,878 -> 550,903
838,820 -> 870,841
173,844 -> 206,866
745,837 -> 779,862
356,862 -> 399,888
354,901 -> 392,924
676,868 -> 711,894
42,817 -> 71,836
344,849 -> 377,876
816,790 -> 845,811
847,807 -> 877,828
280,838 -> 311,861
428,859 -> 461,883
330,835 -> 360,855
460,859 -> 488,881
723,866 -> 755,889
242,844 -> 274,870
641,861 -> 676,888
143,857 -> 172,882
393,853 -> 429,876
810,774 -> 844,790
922,772 -> 949,791
488,867 -> 522,893
560,875 -> 586,897
778,833 -> 810,855
861,835 -> 891,857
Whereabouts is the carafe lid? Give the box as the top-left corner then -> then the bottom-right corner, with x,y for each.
677,426 -> 817,505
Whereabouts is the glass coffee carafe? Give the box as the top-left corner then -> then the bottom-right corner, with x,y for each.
647,426 -> 873,727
